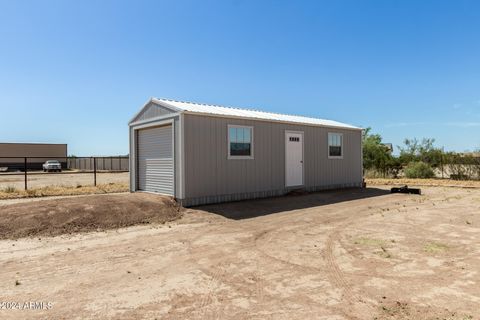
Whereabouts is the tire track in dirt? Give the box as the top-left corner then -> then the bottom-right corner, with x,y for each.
323,208 -> 380,319
253,229 -> 321,273
192,193 -> 464,318
196,263 -> 227,319
325,221 -> 355,300
180,196 -> 433,318
179,230 -> 230,319
176,226 -> 272,318
253,253 -> 266,307
191,196 -> 412,318
253,227 -> 358,319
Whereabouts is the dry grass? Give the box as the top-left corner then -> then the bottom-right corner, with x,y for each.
424,242 -> 449,254
354,237 -> 386,246
0,183 -> 128,200
354,237 -> 392,258
366,178 -> 480,188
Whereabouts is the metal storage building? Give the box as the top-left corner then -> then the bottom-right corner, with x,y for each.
0,143 -> 67,171
129,98 -> 363,206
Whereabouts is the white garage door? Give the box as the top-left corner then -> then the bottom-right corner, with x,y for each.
137,125 -> 174,195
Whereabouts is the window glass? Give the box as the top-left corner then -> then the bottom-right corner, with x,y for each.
229,127 -> 252,157
229,127 -> 236,143
328,133 -> 342,157
243,128 -> 250,143
238,127 -> 244,143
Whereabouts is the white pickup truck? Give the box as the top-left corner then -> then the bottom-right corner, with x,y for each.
42,160 -> 62,172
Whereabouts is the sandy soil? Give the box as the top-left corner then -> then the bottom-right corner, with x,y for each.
367,177 -> 480,188
0,187 -> 479,319
0,171 -> 129,189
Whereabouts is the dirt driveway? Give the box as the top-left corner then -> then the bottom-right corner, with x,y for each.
0,187 -> 479,319
0,171 -> 129,189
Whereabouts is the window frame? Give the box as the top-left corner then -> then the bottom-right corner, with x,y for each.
328,132 -> 343,159
227,124 -> 254,160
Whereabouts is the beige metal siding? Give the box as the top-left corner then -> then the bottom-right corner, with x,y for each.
137,125 -> 174,195
132,102 -> 174,123
183,114 -> 362,205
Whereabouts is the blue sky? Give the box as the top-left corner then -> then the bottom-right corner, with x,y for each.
0,0 -> 479,155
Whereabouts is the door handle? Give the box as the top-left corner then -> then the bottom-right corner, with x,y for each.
300,160 -> 303,163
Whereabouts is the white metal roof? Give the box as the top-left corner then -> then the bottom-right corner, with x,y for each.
152,98 -> 362,130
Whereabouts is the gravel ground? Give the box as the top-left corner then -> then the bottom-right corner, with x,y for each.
0,171 -> 129,189
0,186 -> 479,319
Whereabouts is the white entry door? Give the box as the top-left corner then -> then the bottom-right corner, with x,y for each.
285,131 -> 304,187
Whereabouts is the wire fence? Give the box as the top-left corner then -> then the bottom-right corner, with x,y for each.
0,156 -> 129,190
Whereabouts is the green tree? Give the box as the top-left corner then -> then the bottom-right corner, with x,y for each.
398,138 -> 444,168
362,128 -> 398,177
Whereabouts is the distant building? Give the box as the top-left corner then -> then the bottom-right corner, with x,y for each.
383,143 -> 393,153
0,143 -> 67,171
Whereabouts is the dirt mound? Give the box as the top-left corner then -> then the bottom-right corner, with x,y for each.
0,193 -> 182,240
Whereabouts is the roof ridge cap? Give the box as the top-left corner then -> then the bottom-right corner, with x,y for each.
155,98 -> 357,128
158,97 -> 263,113
156,97 -> 341,123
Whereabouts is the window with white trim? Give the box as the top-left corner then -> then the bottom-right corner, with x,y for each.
228,125 -> 253,159
328,133 -> 343,158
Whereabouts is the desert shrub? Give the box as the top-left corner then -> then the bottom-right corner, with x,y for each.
398,138 -> 444,168
445,153 -> 480,180
404,161 -> 435,179
3,186 -> 16,193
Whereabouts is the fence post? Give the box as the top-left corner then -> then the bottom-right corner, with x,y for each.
93,157 -> 97,186
24,157 -> 27,190
441,153 -> 444,179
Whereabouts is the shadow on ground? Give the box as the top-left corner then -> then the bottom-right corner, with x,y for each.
196,187 -> 391,220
